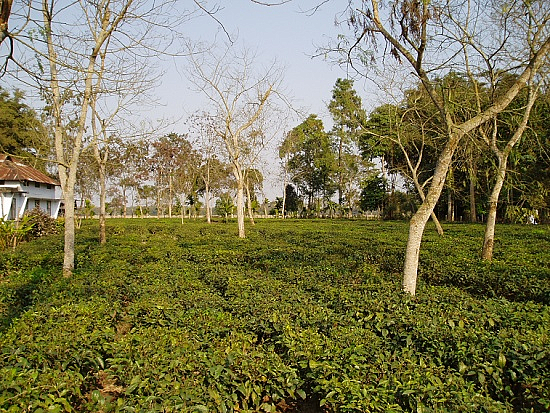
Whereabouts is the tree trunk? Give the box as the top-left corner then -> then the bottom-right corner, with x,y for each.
482,155 -> 507,261
99,165 -> 106,245
246,180 -> 255,226
63,184 -> 76,277
411,173 -> 444,236
469,156 -> 477,222
168,175 -> 173,218
157,188 -> 162,218
281,180 -> 287,219
237,185 -> 245,237
122,185 -> 127,218
180,194 -> 185,224
469,178 -> 476,222
234,165 -> 245,238
403,139 -> 458,295
337,137 -> 344,206
447,190 -> 453,222
205,184 -> 211,224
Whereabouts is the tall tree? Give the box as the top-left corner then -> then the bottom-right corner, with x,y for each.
88,27 -> 155,243
481,79 -> 540,260
0,87 -> 49,170
280,114 -> 336,213
328,78 -> 368,207
335,0 -> 550,295
186,42 -> 283,238
15,0 -> 197,275
42,0 -> 137,276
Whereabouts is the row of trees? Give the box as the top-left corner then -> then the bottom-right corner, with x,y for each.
362,74 -> 550,226
335,0 -> 550,295
278,73 -> 549,229
76,132 -> 266,224
279,80 -> 372,218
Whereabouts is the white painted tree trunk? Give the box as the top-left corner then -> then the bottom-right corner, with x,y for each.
482,156 -> 506,261
99,165 -> 107,245
205,185 -> 211,224
482,83 -> 537,260
236,180 -> 245,238
62,181 -> 76,277
232,163 -> 246,238
410,172 -> 444,236
403,140 -> 458,295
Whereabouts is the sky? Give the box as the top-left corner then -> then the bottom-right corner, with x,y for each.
150,0 -> 379,199
159,1 -> 352,124
4,1 -> 382,201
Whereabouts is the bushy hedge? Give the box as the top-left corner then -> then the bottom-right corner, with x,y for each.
0,219 -> 548,412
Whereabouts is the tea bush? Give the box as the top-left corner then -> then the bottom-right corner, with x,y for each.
0,219 -> 548,412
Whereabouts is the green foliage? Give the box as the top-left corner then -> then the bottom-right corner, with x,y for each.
360,173 -> 387,212
0,216 -> 34,250
280,115 -> 337,208
328,78 -> 367,136
215,193 -> 235,222
0,220 -> 548,412
0,87 -> 50,169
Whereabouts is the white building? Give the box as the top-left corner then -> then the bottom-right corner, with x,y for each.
0,155 -> 62,220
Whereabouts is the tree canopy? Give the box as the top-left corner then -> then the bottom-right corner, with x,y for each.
0,87 -> 49,170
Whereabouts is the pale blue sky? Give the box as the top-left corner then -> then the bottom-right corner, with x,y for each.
154,1 -> 378,198
4,1 -> 379,200
158,0 -> 375,129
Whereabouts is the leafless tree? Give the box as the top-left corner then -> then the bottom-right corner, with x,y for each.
88,31 -> 158,244
186,41 -> 286,238
34,0 -> 192,275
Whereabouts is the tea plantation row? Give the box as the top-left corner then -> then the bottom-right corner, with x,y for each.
0,219 -> 548,412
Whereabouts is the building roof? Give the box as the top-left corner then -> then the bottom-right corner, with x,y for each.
0,155 -> 60,186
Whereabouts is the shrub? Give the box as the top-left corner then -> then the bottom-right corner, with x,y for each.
24,207 -> 60,240
0,216 -> 34,250
0,219 -> 548,412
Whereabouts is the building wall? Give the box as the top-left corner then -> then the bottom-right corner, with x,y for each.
21,181 -> 59,199
0,181 -> 62,220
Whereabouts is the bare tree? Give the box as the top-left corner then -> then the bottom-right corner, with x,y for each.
331,0 -> 550,295
186,42 -> 284,238
88,28 -> 157,243
42,0 -> 138,276
31,0 -> 199,274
